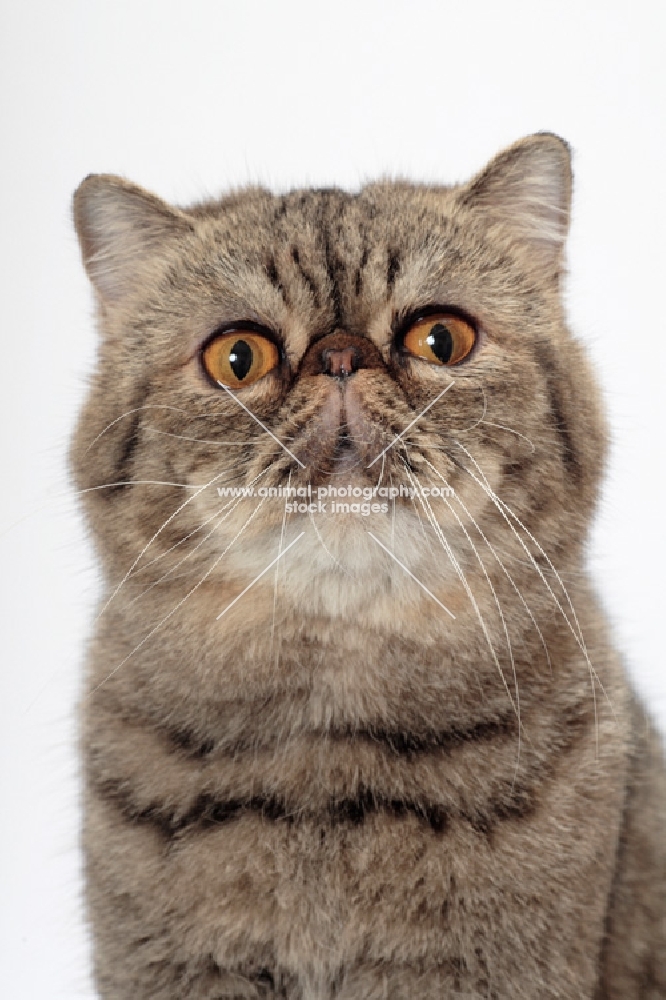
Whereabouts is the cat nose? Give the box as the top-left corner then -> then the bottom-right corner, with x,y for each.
299,331 -> 385,378
322,345 -> 359,377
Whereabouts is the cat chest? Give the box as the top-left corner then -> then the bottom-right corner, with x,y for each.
88,733 -> 618,985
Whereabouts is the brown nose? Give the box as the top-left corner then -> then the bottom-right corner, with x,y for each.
299,331 -> 385,378
322,345 -> 358,377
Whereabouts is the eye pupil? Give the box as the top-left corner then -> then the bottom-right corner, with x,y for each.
229,339 -> 253,381
426,323 -> 453,364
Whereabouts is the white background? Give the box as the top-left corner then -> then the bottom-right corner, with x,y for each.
1,2 -> 664,997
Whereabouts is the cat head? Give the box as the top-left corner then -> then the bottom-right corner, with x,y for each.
71,133 -> 605,627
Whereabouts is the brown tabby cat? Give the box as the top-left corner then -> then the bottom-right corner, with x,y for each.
71,134 -> 666,999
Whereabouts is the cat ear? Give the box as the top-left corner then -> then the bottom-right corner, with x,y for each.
72,175 -> 193,302
459,133 -> 572,267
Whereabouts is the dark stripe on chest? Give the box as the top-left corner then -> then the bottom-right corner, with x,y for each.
96,781 -> 451,838
168,713 -> 514,759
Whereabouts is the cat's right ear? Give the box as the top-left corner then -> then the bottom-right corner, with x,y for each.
72,175 -> 193,303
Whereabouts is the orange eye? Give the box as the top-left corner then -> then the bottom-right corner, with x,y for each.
403,313 -> 476,367
202,331 -> 279,388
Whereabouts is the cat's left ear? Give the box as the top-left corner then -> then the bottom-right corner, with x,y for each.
459,133 -> 572,269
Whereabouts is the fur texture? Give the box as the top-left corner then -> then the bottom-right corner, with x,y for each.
72,134 -> 666,999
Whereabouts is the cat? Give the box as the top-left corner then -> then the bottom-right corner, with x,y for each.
71,133 -> 666,999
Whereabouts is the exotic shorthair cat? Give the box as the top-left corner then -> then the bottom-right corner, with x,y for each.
72,134 -> 666,999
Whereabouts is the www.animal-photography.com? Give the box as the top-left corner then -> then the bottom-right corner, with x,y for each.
1,3 -> 665,998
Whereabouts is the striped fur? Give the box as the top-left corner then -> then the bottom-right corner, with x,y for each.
72,135 -> 666,999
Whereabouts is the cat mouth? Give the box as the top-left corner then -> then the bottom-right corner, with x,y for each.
307,426 -> 366,482
289,376 -> 405,489
331,428 -> 361,467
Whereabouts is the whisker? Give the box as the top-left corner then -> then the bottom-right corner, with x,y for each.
420,454 -> 551,672
455,441 -> 587,648
449,382 -> 488,433
374,447 -> 386,490
126,496 -> 249,606
84,401 -> 270,457
454,440 -> 615,742
142,426 -> 251,446
366,378 -> 455,468
0,479 -> 219,542
271,469 -> 292,658
308,505 -> 353,577
82,404 -> 191,455
95,464 -> 271,621
1,477 -> 239,546
414,466 -> 521,724
128,483 -> 251,580
480,421 -> 536,454
402,461 -> 520,728
76,479 -> 208,492
88,497 -> 270,697
406,474 -> 431,544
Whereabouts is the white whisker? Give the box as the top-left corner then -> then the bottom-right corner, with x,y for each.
308,505 -> 353,577
480,421 -> 536,453
142,427 -> 254,445
0,477 -> 231,544
271,469 -> 292,656
96,464 -> 271,621
454,440 -> 615,743
420,454 -> 551,672
366,379 -> 455,468
89,497 -> 270,697
374,447 -> 386,490
83,404 -> 191,455
450,382 -> 488,433
455,441 -> 587,648
402,462 -> 519,728
126,495 -> 248,605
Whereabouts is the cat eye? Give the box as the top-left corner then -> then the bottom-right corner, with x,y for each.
202,329 -> 280,388
402,312 -> 476,367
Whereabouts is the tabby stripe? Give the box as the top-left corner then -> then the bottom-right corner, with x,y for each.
322,195 -> 345,328
168,714 -> 514,759
291,245 -> 321,308
594,698 -> 643,994
96,782 -> 450,837
96,778 -> 537,839
265,255 -> 288,304
109,381 -> 149,492
348,716 -> 513,756
354,242 -> 370,296
92,707 -> 594,840
534,341 -> 581,484
386,247 -> 401,292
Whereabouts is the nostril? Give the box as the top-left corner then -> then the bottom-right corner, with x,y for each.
322,346 -> 359,377
298,331 -> 384,378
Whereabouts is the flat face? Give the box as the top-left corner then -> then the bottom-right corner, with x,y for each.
73,147 -> 600,632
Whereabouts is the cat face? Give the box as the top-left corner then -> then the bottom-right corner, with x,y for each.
71,134 -> 605,625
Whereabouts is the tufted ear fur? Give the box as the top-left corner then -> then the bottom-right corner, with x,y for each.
72,174 -> 193,302
459,132 -> 572,269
